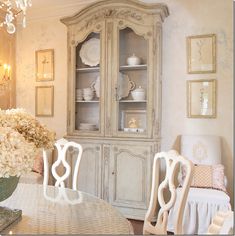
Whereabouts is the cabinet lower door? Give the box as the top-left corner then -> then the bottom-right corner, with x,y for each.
75,143 -> 102,198
109,143 -> 152,220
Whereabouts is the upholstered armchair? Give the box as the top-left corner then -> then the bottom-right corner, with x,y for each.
167,135 -> 231,234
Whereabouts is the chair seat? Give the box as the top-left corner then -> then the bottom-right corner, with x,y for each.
167,188 -> 231,234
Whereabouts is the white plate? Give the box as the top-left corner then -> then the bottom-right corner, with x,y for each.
79,38 -> 100,67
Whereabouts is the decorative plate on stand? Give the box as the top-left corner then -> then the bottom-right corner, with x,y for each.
117,72 -> 135,100
79,38 -> 100,67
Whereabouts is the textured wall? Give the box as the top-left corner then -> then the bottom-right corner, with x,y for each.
16,0 -> 233,202
159,0 -> 233,205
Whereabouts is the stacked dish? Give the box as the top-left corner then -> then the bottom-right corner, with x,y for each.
76,89 -> 83,101
83,88 -> 94,101
79,123 -> 97,131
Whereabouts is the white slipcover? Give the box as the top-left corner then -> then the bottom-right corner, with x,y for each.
167,135 -> 231,234
180,135 -> 221,165
167,188 -> 231,234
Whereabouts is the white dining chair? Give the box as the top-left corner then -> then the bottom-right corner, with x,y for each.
42,139 -> 83,202
167,135 -> 231,234
143,150 -> 194,235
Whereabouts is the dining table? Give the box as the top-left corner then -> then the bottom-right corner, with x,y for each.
0,183 -> 133,234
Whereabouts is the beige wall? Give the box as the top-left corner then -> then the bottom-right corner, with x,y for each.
16,0 -> 233,202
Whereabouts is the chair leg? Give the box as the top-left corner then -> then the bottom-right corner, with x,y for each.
143,229 -> 149,235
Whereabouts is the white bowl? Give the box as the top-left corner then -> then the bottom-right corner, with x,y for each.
84,95 -> 94,101
131,91 -> 145,100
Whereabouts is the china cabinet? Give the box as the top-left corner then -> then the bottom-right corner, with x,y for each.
61,0 -> 169,220
0,9 -> 16,109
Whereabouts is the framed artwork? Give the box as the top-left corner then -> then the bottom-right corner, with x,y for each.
187,79 -> 216,118
121,110 -> 146,132
35,86 -> 54,117
36,49 -> 54,81
187,34 -> 216,74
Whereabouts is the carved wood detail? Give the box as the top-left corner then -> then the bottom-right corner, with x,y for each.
107,22 -> 113,41
78,8 -> 145,32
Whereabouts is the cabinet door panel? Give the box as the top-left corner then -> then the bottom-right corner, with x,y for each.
67,21 -> 106,137
111,22 -> 154,139
75,144 -> 102,197
116,152 -> 143,202
109,144 -> 152,209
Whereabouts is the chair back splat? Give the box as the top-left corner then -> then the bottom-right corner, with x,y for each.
43,139 -> 83,191
143,150 -> 193,235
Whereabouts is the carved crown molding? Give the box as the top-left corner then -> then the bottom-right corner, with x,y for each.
61,0 -> 169,26
76,8 -> 145,32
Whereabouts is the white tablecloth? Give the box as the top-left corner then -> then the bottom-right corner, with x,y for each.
0,183 -> 132,234
167,187 -> 231,234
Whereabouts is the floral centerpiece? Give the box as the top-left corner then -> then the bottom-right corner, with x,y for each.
0,108 -> 55,200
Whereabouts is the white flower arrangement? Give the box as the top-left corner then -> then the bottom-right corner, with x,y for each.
0,108 -> 55,178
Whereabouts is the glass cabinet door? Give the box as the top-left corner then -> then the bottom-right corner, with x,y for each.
75,32 -> 101,134
115,27 -> 150,137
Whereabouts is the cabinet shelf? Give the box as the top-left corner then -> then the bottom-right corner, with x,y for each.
119,100 -> 147,103
119,64 -> 147,71
76,67 -> 100,73
76,100 -> 100,103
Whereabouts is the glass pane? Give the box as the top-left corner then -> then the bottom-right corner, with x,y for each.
75,32 -> 100,132
117,27 -> 148,134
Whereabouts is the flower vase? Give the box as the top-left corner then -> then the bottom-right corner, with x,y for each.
0,176 -> 19,201
0,176 -> 22,232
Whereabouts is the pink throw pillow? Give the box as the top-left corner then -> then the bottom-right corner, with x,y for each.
181,164 -> 226,192
212,164 -> 226,192
32,155 -> 43,175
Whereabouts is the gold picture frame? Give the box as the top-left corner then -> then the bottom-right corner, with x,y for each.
187,34 -> 216,74
187,79 -> 216,118
36,49 -> 54,81
35,86 -> 54,117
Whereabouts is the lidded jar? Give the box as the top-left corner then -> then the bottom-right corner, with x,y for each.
131,86 -> 145,100
127,54 -> 141,66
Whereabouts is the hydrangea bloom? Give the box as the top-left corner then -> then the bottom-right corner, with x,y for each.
0,108 -> 55,178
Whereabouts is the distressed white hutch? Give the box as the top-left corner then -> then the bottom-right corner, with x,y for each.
61,0 -> 169,220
